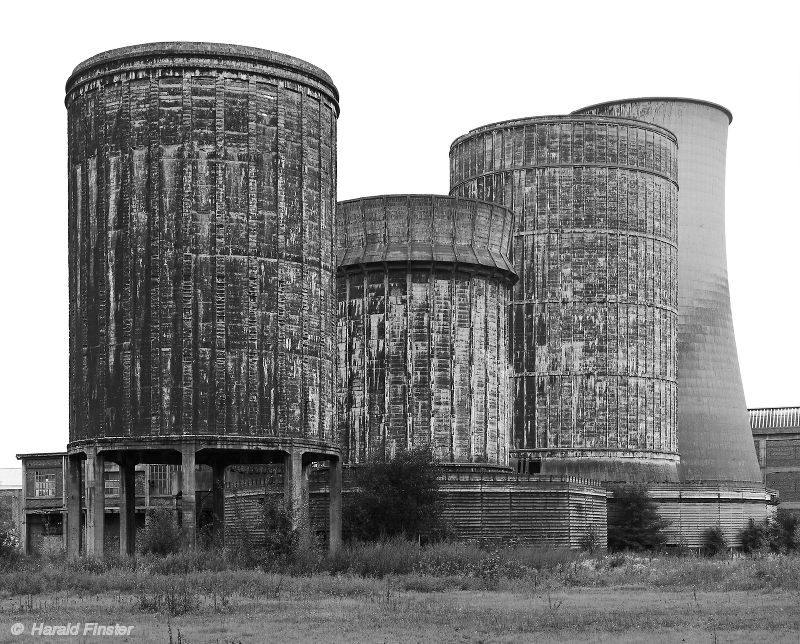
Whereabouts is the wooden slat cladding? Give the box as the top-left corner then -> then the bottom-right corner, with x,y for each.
449,117 -> 679,481
610,483 -> 778,549
335,196 -> 516,465
224,468 -> 607,550
66,46 -> 338,444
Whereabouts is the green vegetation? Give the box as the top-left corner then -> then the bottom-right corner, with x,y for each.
701,526 -> 728,556
138,508 -> 183,556
227,494 -> 300,568
739,509 -> 800,554
2,546 -> 800,641
0,518 -> 19,561
607,485 -> 668,551
343,447 -> 446,542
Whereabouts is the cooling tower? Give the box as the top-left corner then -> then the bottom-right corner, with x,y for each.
450,115 -> 680,482
574,99 -> 762,484
65,42 -> 343,557
336,195 -> 516,464
66,42 -> 338,444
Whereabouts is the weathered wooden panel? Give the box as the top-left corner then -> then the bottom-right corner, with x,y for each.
450,116 -> 679,482
225,467 -> 608,550
67,44 -> 339,444
336,196 -> 516,465
613,483 -> 779,549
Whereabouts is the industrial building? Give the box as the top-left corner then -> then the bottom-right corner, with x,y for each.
11,43 -> 777,556
750,407 -> 800,517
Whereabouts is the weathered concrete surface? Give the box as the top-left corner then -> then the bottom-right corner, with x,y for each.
66,43 -> 339,446
574,99 -> 762,484
450,116 -> 679,482
336,195 -> 516,464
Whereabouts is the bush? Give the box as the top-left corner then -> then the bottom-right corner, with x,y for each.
739,518 -> 768,553
344,447 -> 446,543
607,485 -> 668,552
579,525 -> 601,553
0,520 -> 20,562
770,510 -> 800,553
701,526 -> 728,556
227,494 -> 300,568
138,508 -> 182,556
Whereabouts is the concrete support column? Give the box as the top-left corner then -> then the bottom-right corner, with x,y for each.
118,459 -> 136,556
19,460 -> 29,556
66,455 -> 82,558
181,447 -> 197,549
328,456 -> 342,554
211,461 -> 226,548
84,449 -> 105,557
284,451 -> 309,538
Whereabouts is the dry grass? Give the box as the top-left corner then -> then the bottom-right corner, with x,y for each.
1,547 -> 799,642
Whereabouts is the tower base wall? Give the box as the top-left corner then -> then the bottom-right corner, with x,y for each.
608,483 -> 778,549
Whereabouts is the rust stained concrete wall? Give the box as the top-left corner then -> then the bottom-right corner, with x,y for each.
66,43 -> 339,445
450,116 -> 680,482
336,195 -> 516,464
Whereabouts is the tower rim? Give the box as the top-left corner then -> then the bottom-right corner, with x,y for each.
572,97 -> 733,124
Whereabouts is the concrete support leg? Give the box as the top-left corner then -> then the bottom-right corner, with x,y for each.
118,459 -> 136,557
284,451 -> 309,540
66,455 -> 82,558
211,461 -> 226,548
85,449 -> 105,557
329,456 -> 342,554
181,447 -> 197,550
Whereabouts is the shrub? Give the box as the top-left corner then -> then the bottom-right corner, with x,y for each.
607,485 -> 668,552
227,493 -> 300,568
701,526 -> 728,556
770,510 -> 800,553
739,518 -> 769,553
138,508 -> 182,556
343,447 -> 446,543
579,525 -> 602,553
0,520 -> 20,562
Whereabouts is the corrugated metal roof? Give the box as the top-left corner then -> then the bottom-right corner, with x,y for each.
749,407 -> 800,430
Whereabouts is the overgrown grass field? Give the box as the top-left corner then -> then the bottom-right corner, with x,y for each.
2,542 -> 800,643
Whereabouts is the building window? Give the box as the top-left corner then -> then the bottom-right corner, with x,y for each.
149,465 -> 171,496
105,472 -> 120,497
34,472 -> 56,497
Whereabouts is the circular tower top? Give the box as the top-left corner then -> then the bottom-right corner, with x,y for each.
337,194 -> 517,280
66,41 -> 339,113
573,97 -> 732,124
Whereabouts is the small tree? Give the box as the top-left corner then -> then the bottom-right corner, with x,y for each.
608,485 -> 668,552
701,526 -> 728,556
0,519 -> 20,561
739,518 -> 768,553
138,508 -> 182,555
227,493 -> 300,568
344,447 -> 446,543
770,510 -> 800,553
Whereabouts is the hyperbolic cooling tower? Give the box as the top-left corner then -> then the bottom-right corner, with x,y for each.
450,115 -> 680,482
66,43 -> 339,444
336,195 -> 517,464
574,99 -> 763,484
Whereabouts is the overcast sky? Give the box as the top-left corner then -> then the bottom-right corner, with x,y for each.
0,0 -> 797,468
